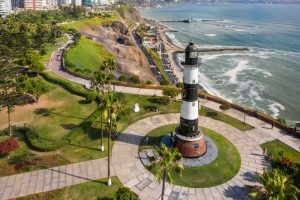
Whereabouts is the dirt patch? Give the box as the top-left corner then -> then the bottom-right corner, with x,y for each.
0,95 -> 64,131
80,20 -> 157,84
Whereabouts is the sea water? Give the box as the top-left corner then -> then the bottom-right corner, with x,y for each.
140,3 -> 300,122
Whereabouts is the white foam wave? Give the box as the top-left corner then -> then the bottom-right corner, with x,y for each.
165,32 -> 184,48
204,33 -> 217,37
268,101 -> 285,118
225,60 -> 249,84
234,29 -> 246,32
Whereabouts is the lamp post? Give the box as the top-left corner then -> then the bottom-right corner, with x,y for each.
107,109 -> 112,186
244,108 -> 246,124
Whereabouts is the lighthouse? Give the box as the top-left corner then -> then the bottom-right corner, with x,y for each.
175,42 -> 207,158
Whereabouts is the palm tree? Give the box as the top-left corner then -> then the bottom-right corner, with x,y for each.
92,71 -> 110,152
249,169 -> 299,200
151,144 -> 183,200
100,58 -> 118,93
104,92 -> 123,186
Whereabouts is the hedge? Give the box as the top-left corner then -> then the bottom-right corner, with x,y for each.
40,72 -> 92,97
21,126 -> 69,151
20,109 -> 98,152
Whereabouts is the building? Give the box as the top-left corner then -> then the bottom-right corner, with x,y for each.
175,42 -> 207,158
72,0 -> 81,6
24,0 -> 57,10
12,0 -> 23,9
0,0 -> 12,17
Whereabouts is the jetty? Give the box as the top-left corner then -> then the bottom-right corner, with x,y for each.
173,47 -> 250,54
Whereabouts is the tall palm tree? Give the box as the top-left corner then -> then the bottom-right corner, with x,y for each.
151,144 -> 183,200
100,58 -> 118,93
104,92 -> 123,186
249,169 -> 299,200
92,71 -> 110,152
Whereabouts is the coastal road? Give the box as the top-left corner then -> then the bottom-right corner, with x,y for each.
132,30 -> 164,83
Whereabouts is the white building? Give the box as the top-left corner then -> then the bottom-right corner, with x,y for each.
0,0 -> 12,17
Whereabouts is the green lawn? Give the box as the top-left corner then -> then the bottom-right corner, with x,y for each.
143,125 -> 241,188
18,176 -> 123,200
200,106 -> 254,131
261,140 -> 300,189
64,37 -> 113,79
61,17 -> 116,31
261,140 -> 300,164
139,124 -> 177,151
146,47 -> 170,83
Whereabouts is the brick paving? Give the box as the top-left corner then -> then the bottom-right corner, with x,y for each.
0,158 -> 113,200
112,113 -> 271,200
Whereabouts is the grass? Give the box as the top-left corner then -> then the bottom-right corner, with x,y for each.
64,37 -> 113,79
261,140 -> 300,189
61,16 -> 116,31
145,47 -> 170,83
139,124 -> 177,151
200,106 -> 254,131
142,125 -> 241,188
261,140 -> 300,164
18,176 -> 123,200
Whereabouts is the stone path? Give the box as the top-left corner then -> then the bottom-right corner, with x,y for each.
112,113 -> 270,200
0,158 -> 113,200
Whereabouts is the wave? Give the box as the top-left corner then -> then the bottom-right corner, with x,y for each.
165,32 -> 184,48
204,33 -> 217,37
268,101 -> 286,118
225,60 -> 249,84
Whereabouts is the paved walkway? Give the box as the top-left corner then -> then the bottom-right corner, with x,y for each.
0,158 -> 113,200
201,99 -> 300,152
112,113 -> 269,200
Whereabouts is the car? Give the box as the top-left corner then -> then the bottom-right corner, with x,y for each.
290,122 -> 300,132
146,106 -> 159,112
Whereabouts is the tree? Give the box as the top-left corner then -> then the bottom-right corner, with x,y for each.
249,169 -> 299,200
91,71 -> 111,152
105,92 -> 123,186
162,87 -> 180,100
0,60 -> 25,136
151,144 -> 183,200
18,76 -> 49,102
114,187 -> 138,200
100,57 -> 118,92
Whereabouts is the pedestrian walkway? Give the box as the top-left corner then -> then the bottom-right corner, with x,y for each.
0,158 -> 113,200
112,113 -> 269,200
201,99 -> 300,152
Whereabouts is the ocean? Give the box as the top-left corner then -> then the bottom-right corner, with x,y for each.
140,3 -> 300,123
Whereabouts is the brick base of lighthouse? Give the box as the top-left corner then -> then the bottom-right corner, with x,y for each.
175,129 -> 207,158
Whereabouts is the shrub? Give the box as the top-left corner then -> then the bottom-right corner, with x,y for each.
157,96 -> 171,105
163,87 -> 180,99
119,76 -> 127,82
146,81 -> 152,85
176,82 -> 183,88
277,118 -> 287,125
129,75 -> 140,84
40,72 -> 91,97
207,111 -> 218,118
114,187 -> 138,200
86,93 -> 96,103
219,103 -> 231,111
0,138 -> 19,156
160,78 -> 169,86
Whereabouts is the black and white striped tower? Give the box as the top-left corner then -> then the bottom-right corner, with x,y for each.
175,42 -> 207,158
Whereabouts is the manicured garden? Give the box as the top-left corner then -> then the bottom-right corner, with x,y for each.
140,125 -> 241,188
64,37 -> 114,79
18,176 -> 123,200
